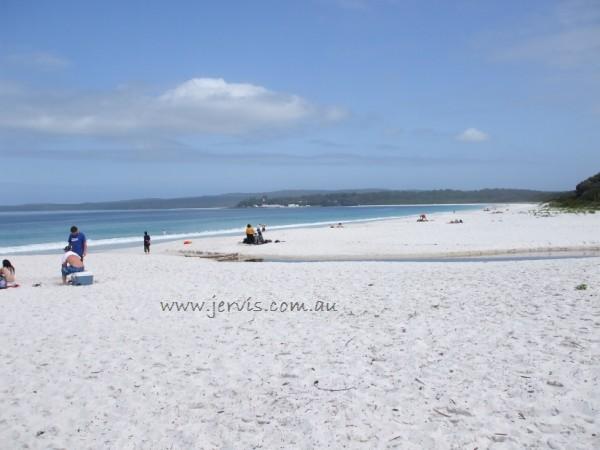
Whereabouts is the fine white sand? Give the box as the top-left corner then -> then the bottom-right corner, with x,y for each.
161,204 -> 600,260
1,204 -> 599,449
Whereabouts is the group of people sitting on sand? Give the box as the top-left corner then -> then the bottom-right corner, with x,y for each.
0,259 -> 16,289
416,213 -> 463,224
1,225 -> 88,289
244,224 -> 271,245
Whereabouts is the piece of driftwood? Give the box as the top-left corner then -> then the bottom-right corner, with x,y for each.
433,408 -> 451,418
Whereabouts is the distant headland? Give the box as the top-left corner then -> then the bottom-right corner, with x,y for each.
0,188 -> 561,212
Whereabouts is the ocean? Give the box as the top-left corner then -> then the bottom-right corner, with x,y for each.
0,204 -> 481,254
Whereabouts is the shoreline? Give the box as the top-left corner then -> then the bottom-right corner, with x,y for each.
4,203 -> 599,259
155,203 -> 600,261
1,203 -> 487,256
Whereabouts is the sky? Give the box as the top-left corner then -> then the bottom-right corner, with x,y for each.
1,0 -> 599,204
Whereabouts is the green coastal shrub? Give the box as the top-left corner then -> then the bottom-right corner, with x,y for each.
550,171 -> 600,210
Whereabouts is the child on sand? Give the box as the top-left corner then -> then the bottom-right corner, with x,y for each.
0,259 -> 16,288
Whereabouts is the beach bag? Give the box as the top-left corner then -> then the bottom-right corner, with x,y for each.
0,277 -> 6,289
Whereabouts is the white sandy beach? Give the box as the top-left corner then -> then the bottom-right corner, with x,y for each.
1,204 -> 599,449
164,204 -> 600,260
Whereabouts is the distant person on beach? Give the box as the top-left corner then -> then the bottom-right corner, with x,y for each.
143,231 -> 151,253
68,226 -> 87,260
0,259 -> 16,287
245,224 -> 255,244
256,228 -> 265,244
61,245 -> 85,284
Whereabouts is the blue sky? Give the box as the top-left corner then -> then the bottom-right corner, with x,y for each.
1,0 -> 599,204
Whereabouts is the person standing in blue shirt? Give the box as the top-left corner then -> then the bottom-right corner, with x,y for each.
68,225 -> 87,260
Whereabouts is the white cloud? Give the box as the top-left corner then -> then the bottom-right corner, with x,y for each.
161,78 -> 269,101
457,128 -> 489,142
0,78 -> 346,136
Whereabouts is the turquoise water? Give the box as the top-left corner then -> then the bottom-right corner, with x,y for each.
0,204 -> 480,254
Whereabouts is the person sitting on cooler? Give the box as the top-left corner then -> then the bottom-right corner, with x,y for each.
61,245 -> 85,284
